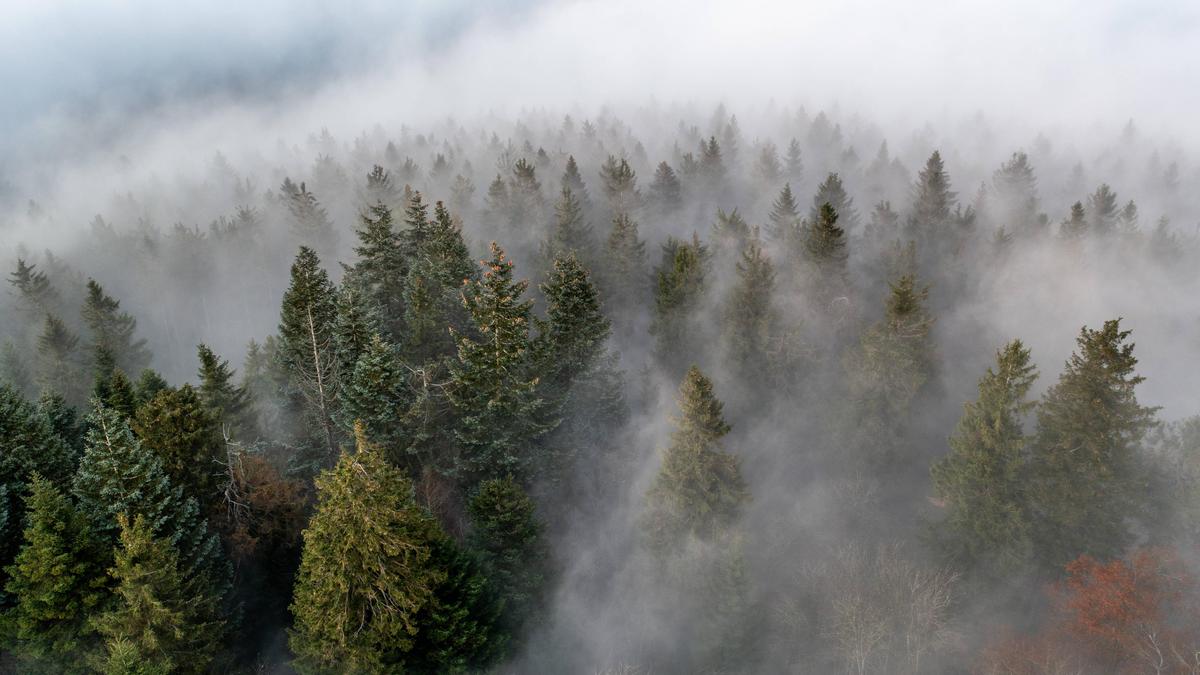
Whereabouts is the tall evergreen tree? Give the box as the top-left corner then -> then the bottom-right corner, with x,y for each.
722,233 -> 779,389
810,173 -> 859,231
132,385 -> 224,512
1086,183 -> 1120,235
91,514 -> 224,675
346,202 -> 406,341
560,155 -> 593,215
642,366 -> 748,553
767,183 -> 801,243
3,475 -> 105,673
907,151 -> 957,243
651,236 -> 709,375
540,186 -> 594,270
785,138 -> 804,183
648,161 -> 683,216
468,476 -> 548,640
931,340 -> 1038,581
804,202 -> 850,304
403,201 -> 477,363
277,246 -> 342,468
281,179 -> 336,252
1027,319 -> 1157,571
196,344 -> 252,439
600,213 -> 649,315
991,152 -> 1042,235
81,279 -> 151,376
8,259 -> 60,325
72,402 -> 228,605
599,155 -> 641,215
35,315 -> 85,407
448,243 -> 552,485
289,426 -> 445,673
1060,201 -> 1088,239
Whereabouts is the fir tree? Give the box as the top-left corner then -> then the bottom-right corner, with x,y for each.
89,352 -> 137,422
336,335 -> 412,467
560,155 -> 593,214
362,164 -> 401,213
81,279 -> 151,376
599,155 -> 641,215
600,212 -> 649,315
648,161 -> 683,215
346,202 -> 406,341
651,235 -> 709,375
468,476 -> 548,639
767,183 -> 801,243
91,514 -> 224,675
332,282 -> 378,385
403,201 -> 477,363
448,243 -> 552,485
132,386 -> 224,511
805,202 -> 850,304
72,402 -> 228,604
810,173 -> 859,232
277,246 -> 342,467
843,274 -> 936,471
541,186 -> 594,270
281,179 -> 335,252
288,426 -> 444,673
754,142 -> 782,183
991,152 -> 1041,235
785,138 -> 804,182
4,475 -> 105,673
132,370 -> 169,409
931,340 -> 1038,581
723,233 -> 778,387
1060,201 -> 1088,239
907,151 -> 957,243
35,315 -> 85,407
642,366 -> 749,553
0,341 -> 33,399
1086,183 -> 1120,235
8,259 -> 60,324
711,208 -> 752,257
1027,319 -> 1158,571
196,344 -> 252,439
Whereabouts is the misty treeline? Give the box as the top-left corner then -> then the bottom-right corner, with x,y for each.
1,103 -> 1200,674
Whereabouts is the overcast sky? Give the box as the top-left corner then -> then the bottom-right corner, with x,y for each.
3,0 -> 1198,168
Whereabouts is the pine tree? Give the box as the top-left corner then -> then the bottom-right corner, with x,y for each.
468,476 -> 548,639
4,475 -> 105,672
90,349 -> 137,421
448,243 -> 552,485
281,179 -> 336,252
805,202 -> 850,304
403,202 -> 477,363
346,202 -> 406,341
277,246 -> 342,467
541,186 -> 594,270
72,402 -> 228,604
600,213 -> 649,315
844,274 -> 936,471
931,340 -> 1038,581
362,164 -> 401,213
332,282 -> 378,385
8,259 -> 60,324
785,138 -> 804,183
1086,183 -> 1120,235
1060,201 -> 1088,239
288,426 -> 444,673
91,514 -> 224,675
81,279 -> 151,376
767,183 -> 801,243
700,136 -> 726,184
723,234 -> 778,387
336,335 -> 412,466
561,155 -> 593,214
711,208 -> 752,256
651,236 -> 709,376
196,344 -> 252,439
648,161 -> 683,215
132,385 -> 224,511
642,367 -> 748,553
599,155 -> 641,215
810,173 -> 859,232
36,314 -> 85,407
907,151 -> 957,243
1027,319 -> 1158,571
991,152 -> 1041,235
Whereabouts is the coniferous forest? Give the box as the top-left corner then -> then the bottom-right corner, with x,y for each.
5,5 -> 1200,673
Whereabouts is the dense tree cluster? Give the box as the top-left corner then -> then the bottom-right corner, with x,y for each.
2,103 -> 1199,673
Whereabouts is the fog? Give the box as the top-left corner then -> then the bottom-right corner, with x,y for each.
3,1 -> 1200,673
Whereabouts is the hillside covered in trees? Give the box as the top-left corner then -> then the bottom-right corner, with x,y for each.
2,98 -> 1200,673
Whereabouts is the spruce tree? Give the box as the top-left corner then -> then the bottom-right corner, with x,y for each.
72,402 -> 228,605
35,314 -> 85,407
346,201 -> 406,340
991,152 -> 1041,235
767,183 -> 801,243
4,475 -> 105,672
196,344 -> 252,439
930,340 -> 1038,581
336,335 -> 413,467
561,155 -> 593,215
277,246 -> 341,467
723,234 -> 778,387
648,161 -> 683,215
1086,183 -> 1119,235
0,341 -> 33,399
132,385 -> 224,511
843,274 -> 936,471
1027,319 -> 1157,571
805,202 -> 850,303
599,155 -> 641,215
785,138 -> 804,183
651,236 -> 709,376
403,201 -> 477,363
81,279 -> 151,377
332,282 -> 378,385
468,476 -> 548,639
541,186 -> 594,270
91,514 -> 224,675
1060,201 -> 1088,239
8,259 -> 60,324
288,426 -> 444,673
642,367 -> 748,554
810,173 -> 859,232
907,151 -> 957,243
447,243 -> 552,485
600,212 -> 649,315
281,179 -> 336,252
